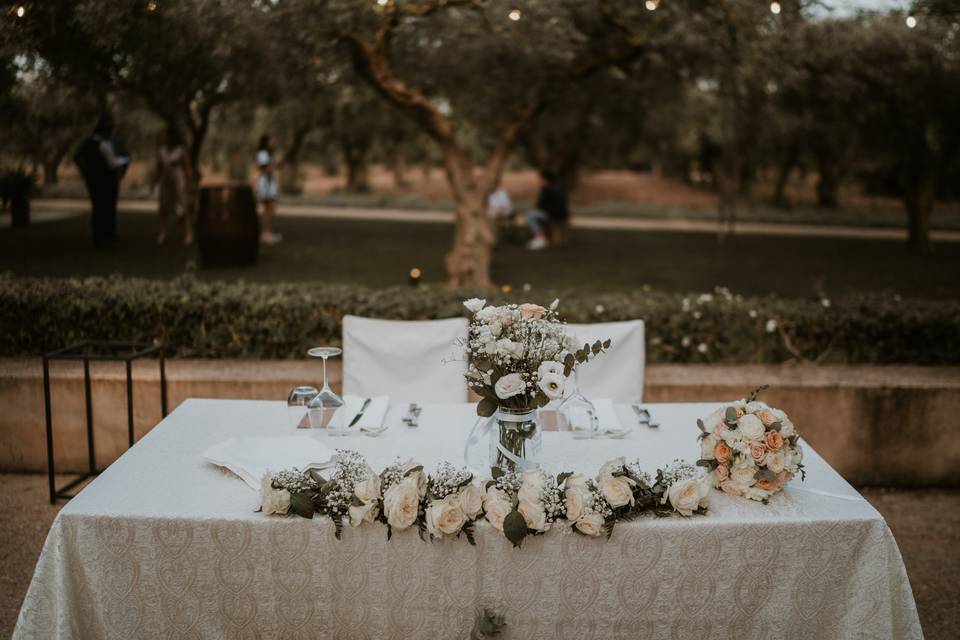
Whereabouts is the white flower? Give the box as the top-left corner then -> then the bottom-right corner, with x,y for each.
575,512 -> 605,537
744,485 -> 772,501
564,475 -> 593,521
354,473 -> 381,504
721,427 -> 748,453
476,306 -> 499,323
517,469 -> 547,508
425,495 -> 467,537
260,474 -> 291,516
766,450 -> 787,474
730,465 -> 757,487
745,401 -> 768,413
398,460 -> 427,498
494,373 -> 525,399
463,298 -> 486,313
738,414 -> 766,442
484,497 -> 512,532
495,338 -> 525,359
697,343 -> 708,353
550,298 -> 559,311
458,483 -> 483,519
537,372 -> 566,399
765,319 -> 778,333
664,476 -> 711,517
700,434 -> 718,460
538,361 -> 563,378
598,474 -> 635,508
348,501 -> 379,527
383,475 -> 420,530
518,500 -> 548,532
598,458 -> 625,478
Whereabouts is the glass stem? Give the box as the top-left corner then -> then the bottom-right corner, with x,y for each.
321,356 -> 330,392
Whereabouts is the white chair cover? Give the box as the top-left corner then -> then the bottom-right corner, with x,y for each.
566,320 -> 645,403
342,315 -> 469,403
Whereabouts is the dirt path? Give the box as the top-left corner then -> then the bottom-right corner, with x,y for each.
25,198 -> 960,243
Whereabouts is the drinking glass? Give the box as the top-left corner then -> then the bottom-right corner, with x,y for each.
307,347 -> 345,431
287,386 -> 318,429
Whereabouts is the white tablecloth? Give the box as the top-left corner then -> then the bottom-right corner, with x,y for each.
14,400 -> 923,639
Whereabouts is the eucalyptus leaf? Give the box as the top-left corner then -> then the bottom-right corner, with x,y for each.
503,510 -> 528,548
477,398 -> 497,417
724,406 -> 738,424
290,492 -> 314,519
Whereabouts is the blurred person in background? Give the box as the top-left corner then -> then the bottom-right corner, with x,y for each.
525,170 -> 568,250
256,134 -> 282,244
486,183 -> 513,221
152,125 -> 193,246
73,112 -> 129,249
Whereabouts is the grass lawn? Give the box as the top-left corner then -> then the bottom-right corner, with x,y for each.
2,209 -> 959,299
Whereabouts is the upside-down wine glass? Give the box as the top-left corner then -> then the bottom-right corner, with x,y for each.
307,347 -> 344,430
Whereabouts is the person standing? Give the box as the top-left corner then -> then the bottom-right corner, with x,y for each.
256,134 -> 282,244
73,112 -> 129,249
526,170 -> 568,250
152,126 -> 193,245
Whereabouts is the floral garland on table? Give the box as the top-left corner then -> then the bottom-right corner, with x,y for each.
260,453 -> 711,547
695,386 -> 805,502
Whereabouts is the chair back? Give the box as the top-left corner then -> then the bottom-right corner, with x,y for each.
565,320 -> 645,403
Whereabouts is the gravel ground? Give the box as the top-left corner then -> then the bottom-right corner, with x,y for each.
0,475 -> 956,639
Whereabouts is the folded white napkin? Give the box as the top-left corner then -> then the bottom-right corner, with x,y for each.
590,399 -> 624,433
331,395 -> 390,431
202,437 -> 336,491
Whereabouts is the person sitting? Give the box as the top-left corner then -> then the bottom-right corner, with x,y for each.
526,170 -> 568,250
486,184 -> 513,221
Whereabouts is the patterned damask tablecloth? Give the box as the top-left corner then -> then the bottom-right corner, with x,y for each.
14,399 -> 922,639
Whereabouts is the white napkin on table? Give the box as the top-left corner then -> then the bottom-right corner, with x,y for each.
332,395 -> 390,431
202,437 -> 336,491
590,399 -> 624,433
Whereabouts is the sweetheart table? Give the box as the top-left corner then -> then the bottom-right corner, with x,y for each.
14,399 -> 922,639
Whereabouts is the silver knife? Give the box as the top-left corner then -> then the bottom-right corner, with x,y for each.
349,398 -> 372,427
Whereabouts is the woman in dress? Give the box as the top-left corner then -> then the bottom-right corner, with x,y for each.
256,134 -> 281,244
153,126 -> 193,245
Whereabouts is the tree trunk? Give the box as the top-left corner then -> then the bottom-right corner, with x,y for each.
771,146 -> 798,209
342,140 -> 371,193
442,150 -> 495,289
42,158 -> 60,186
904,168 -> 937,254
816,156 -> 840,209
390,149 -> 410,189
280,128 -> 310,195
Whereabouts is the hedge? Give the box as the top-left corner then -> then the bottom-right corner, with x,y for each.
1,274 -> 958,364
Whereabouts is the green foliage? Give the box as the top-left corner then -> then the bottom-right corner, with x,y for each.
0,275 -> 957,364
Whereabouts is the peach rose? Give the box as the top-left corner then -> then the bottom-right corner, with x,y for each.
755,408 -> 778,426
714,464 -> 729,483
519,303 -> 546,319
720,481 -> 743,497
764,430 -> 784,451
754,479 -> 777,491
776,470 -> 794,485
750,442 -> 766,465
714,441 -> 732,464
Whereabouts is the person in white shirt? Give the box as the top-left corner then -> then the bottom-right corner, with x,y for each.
486,185 -> 513,221
152,126 -> 193,246
73,112 -> 129,249
256,134 -> 281,244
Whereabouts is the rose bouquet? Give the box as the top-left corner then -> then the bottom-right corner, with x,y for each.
696,387 -> 805,502
462,297 -> 609,470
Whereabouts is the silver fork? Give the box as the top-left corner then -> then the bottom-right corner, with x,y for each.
631,404 -> 659,429
402,403 -> 422,427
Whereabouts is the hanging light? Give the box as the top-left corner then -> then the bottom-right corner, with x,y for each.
905,15 -> 917,29
15,4 -> 26,18
508,9 -> 521,21
770,2 -> 781,15
645,0 -> 659,11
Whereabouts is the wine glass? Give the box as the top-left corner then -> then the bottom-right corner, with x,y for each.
307,347 -> 344,430
287,386 -> 318,429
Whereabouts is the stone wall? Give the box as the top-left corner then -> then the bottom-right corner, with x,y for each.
1,358 -> 957,486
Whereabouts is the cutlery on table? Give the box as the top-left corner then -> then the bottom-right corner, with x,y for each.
402,403 -> 421,427
631,404 -> 659,429
349,398 -> 372,427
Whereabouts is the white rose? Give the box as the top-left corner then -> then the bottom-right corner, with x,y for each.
494,373 -> 525,400
458,483 -> 483,519
484,498 -> 512,532
518,500 -> 548,532
496,339 -> 525,359
722,427 -> 749,453
665,476 -> 711,517
766,450 -> 786,474
744,486 -> 772,502
779,419 -> 796,438
598,458 -> 626,478
700,434 -> 718,460
348,501 -> 378,527
354,473 -> 381,504
537,372 -> 566,399
484,485 -> 510,508
738,414 -> 766,442
538,361 -> 564,378
565,483 -> 593,521
383,475 -> 421,530
599,474 -> 635,508
745,401 -> 768,413
476,306 -> 499,323
425,495 -> 467,537
398,461 -> 427,498
575,512 -> 605,537
463,298 -> 486,313
731,465 -> 757,487
517,469 -> 547,511
260,475 -> 291,516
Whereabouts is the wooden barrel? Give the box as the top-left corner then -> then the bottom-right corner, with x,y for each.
196,183 -> 259,267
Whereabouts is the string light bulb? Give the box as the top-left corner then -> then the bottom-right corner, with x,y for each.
645,0 -> 659,11
15,4 -> 26,18
147,1 -> 157,11
770,2 -> 781,15
508,9 -> 521,21
408,267 -> 422,287
906,15 -> 917,29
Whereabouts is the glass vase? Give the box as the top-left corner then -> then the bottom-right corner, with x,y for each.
490,406 -> 542,473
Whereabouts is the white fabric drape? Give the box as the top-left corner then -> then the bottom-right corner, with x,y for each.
342,315 -> 469,402
567,320 -> 645,403
14,400 -> 922,640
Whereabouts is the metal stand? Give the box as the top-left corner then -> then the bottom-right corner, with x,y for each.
43,341 -> 167,503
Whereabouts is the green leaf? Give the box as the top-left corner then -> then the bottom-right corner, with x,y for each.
290,492 -> 314,519
724,407 -> 738,426
557,471 -> 573,486
746,384 -> 769,403
602,339 -> 612,349
404,465 -> 423,477
477,398 -> 497,418
591,340 -> 602,355
563,353 -> 575,368
696,419 -> 706,433
770,421 -> 782,431
491,466 -> 504,480
503,509 -> 528,548
757,467 -> 776,481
